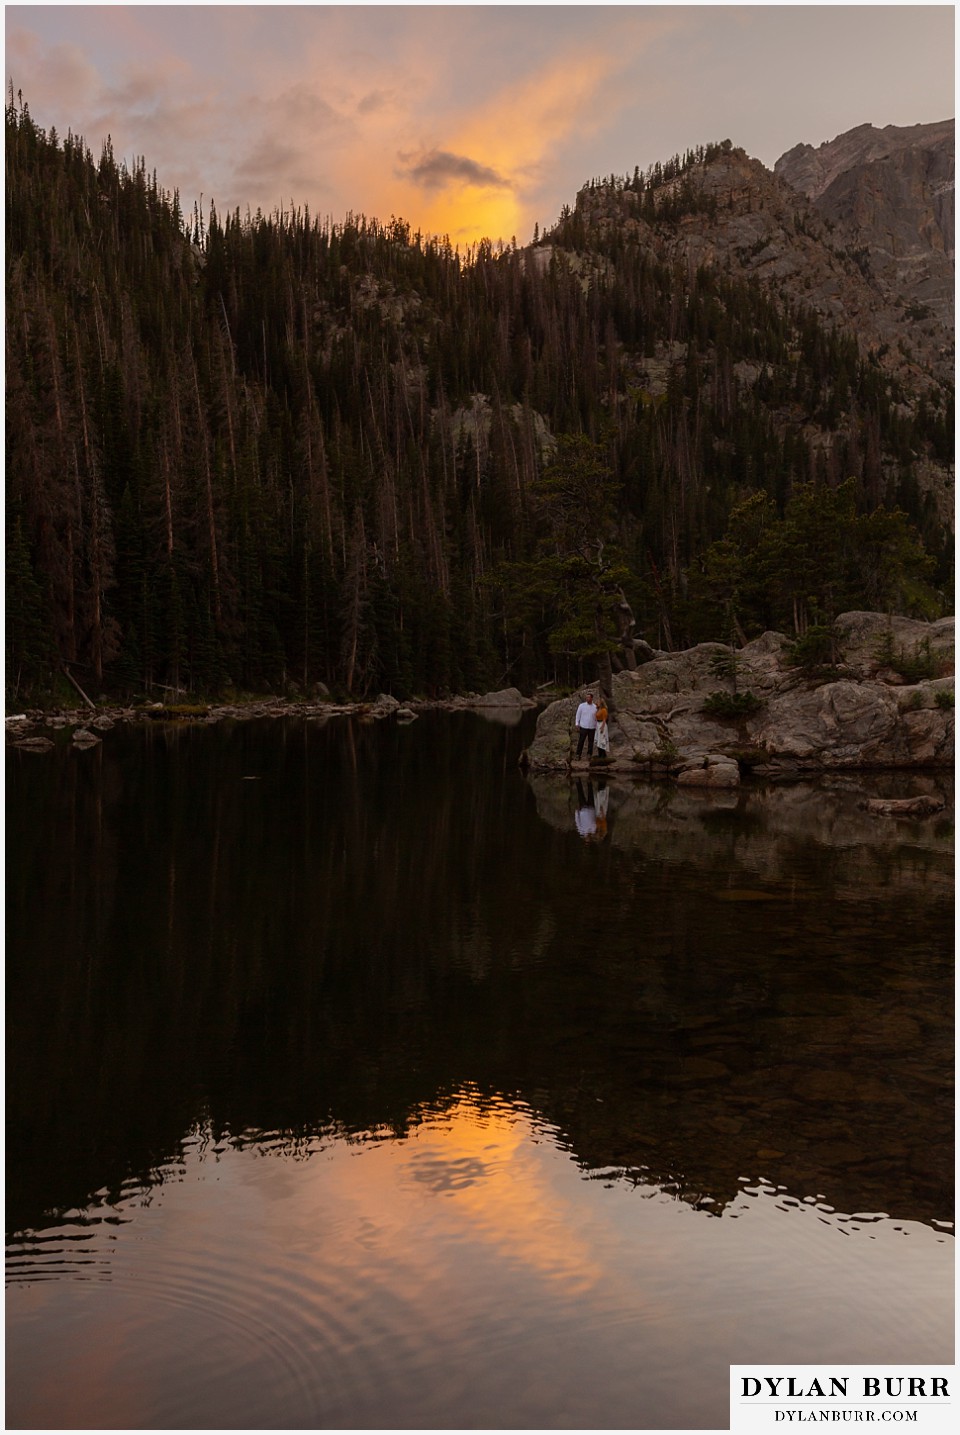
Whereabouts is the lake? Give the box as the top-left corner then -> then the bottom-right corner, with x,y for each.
5,711 -> 954,1429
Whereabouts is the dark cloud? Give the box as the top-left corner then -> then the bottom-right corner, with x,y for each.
357,89 -> 393,115
397,148 -> 511,191
102,71 -> 166,112
233,133 -> 304,188
272,85 -> 345,132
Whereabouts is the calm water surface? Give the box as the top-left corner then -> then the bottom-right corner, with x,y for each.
6,713 -> 954,1429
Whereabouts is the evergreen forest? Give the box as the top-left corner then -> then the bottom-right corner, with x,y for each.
5,100 -> 953,704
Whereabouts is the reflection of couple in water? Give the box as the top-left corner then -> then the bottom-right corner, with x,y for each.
575,778 -> 609,842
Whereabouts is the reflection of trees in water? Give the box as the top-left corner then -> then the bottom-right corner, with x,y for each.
527,771 -> 953,1224
6,719 -> 953,1235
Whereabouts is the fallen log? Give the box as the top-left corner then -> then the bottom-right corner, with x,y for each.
62,666 -> 95,708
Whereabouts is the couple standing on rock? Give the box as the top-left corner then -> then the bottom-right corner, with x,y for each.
574,693 -> 609,760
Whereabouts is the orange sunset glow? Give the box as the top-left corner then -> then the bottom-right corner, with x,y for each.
5,5 -> 954,248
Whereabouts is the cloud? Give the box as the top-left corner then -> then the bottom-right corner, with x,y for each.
397,148 -> 512,192
5,26 -> 99,114
233,133 -> 306,190
261,82 -> 348,134
87,95 -> 217,171
392,41 -> 642,243
101,62 -> 187,115
357,89 -> 394,117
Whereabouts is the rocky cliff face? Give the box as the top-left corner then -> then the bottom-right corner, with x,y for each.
775,120 -> 954,334
775,121 -> 954,203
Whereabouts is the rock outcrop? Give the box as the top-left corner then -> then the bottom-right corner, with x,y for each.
466,686 -> 531,708
524,612 -> 954,781
775,121 -> 954,330
775,121 -> 954,204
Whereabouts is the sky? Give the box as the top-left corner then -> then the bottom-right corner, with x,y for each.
4,3 -> 955,247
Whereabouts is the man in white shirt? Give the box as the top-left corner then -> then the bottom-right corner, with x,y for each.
574,692 -> 598,759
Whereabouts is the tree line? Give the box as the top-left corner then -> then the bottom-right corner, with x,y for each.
5,98 -> 951,703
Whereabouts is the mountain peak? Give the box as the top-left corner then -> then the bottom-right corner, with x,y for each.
774,119 -> 954,334
774,119 -> 953,200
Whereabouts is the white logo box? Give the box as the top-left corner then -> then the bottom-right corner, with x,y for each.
731,1366 -> 955,1435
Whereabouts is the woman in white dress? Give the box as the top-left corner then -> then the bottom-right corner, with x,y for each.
594,700 -> 609,760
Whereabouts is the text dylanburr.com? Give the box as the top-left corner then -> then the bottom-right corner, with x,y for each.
730,1368 -> 955,1435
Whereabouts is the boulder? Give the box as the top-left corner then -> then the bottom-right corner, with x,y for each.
898,708 -> 954,766
756,681 -> 899,764
895,678 -> 954,711
615,643 -> 730,698
12,736 -> 54,753
469,686 -> 532,708
526,695 -> 579,767
677,757 -> 741,788
72,728 -> 101,748
834,611 -> 954,678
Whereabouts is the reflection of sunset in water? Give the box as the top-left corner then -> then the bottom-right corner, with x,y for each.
395,1094 -> 606,1292
7,1087 -> 953,1431
8,713 -> 953,1430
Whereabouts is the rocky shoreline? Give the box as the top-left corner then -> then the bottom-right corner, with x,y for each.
5,685 -> 541,753
9,612 -> 956,796
524,611 -> 955,789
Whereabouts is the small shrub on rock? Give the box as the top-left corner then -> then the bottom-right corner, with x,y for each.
897,638 -> 939,683
873,632 -> 941,683
708,649 -> 740,684
648,738 -> 679,763
701,690 -> 765,719
786,623 -> 843,673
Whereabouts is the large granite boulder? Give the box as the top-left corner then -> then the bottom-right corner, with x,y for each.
752,679 -> 951,769
468,686 -> 534,708
831,611 -> 954,678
